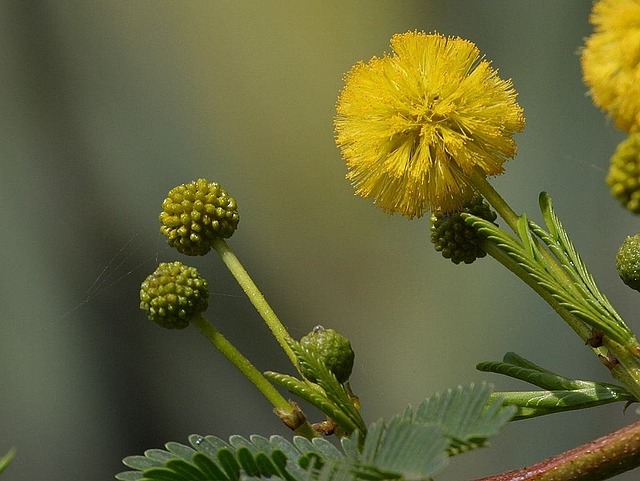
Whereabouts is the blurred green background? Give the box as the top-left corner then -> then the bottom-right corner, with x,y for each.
1,1 -> 638,480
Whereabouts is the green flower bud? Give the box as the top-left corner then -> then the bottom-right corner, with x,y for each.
430,196 -> 497,264
160,179 -> 239,256
607,133 -> 640,214
140,261 -> 209,329
300,326 -> 355,384
616,234 -> 640,292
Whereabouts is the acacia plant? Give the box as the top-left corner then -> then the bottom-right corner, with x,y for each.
117,2 -> 640,480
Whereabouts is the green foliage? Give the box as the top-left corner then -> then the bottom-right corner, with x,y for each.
117,383 -> 515,481
478,352 -> 633,420
403,383 -> 516,455
354,418 -> 448,480
464,192 -> 633,345
533,193 -> 631,341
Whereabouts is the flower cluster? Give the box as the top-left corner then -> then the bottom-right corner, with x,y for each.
607,133 -> 640,213
581,0 -> 640,133
141,179 -> 240,328
140,261 -> 209,329
335,31 -> 525,217
430,196 -> 497,264
160,178 -> 239,256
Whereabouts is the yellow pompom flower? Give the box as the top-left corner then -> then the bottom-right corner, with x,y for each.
581,0 -> 640,133
335,31 -> 525,217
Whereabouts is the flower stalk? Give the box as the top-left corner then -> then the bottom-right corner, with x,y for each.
190,314 -> 317,439
211,237 -> 298,366
469,168 -> 521,233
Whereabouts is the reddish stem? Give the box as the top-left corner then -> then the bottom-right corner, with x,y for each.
471,421 -> 640,481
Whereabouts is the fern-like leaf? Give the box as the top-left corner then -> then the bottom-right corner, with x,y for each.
118,384 -> 514,481
357,417 -> 448,480
486,387 -> 632,420
344,383 -> 513,478
478,352 -> 633,420
466,207 -> 632,346
532,192 -> 632,344
117,434 -> 345,481
478,351 -> 589,391
408,383 -> 515,455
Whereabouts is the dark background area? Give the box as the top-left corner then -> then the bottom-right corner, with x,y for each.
1,2 -> 638,480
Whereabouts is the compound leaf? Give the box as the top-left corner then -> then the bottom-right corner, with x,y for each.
118,385 -> 513,481
478,352 -> 633,420
411,383 -> 515,455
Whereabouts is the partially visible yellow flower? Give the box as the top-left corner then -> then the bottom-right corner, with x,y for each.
335,31 -> 525,217
581,0 -> 640,132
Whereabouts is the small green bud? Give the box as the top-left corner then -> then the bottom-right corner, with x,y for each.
607,133 -> 640,214
140,261 -> 209,328
430,196 -> 497,264
160,178 -> 239,256
300,326 -> 355,384
616,234 -> 640,291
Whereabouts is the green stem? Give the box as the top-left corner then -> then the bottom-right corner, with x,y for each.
211,237 -> 297,366
470,168 -> 520,233
469,420 -> 640,481
604,337 -> 640,402
191,314 -> 317,439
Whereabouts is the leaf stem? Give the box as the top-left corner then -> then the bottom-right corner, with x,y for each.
190,314 -> 317,439
469,420 -> 640,481
211,237 -> 297,366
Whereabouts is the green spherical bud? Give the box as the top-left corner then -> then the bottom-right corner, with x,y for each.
607,134 -> 640,214
430,196 -> 497,264
140,261 -> 209,328
616,234 -> 640,292
300,325 -> 355,384
160,179 -> 240,256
